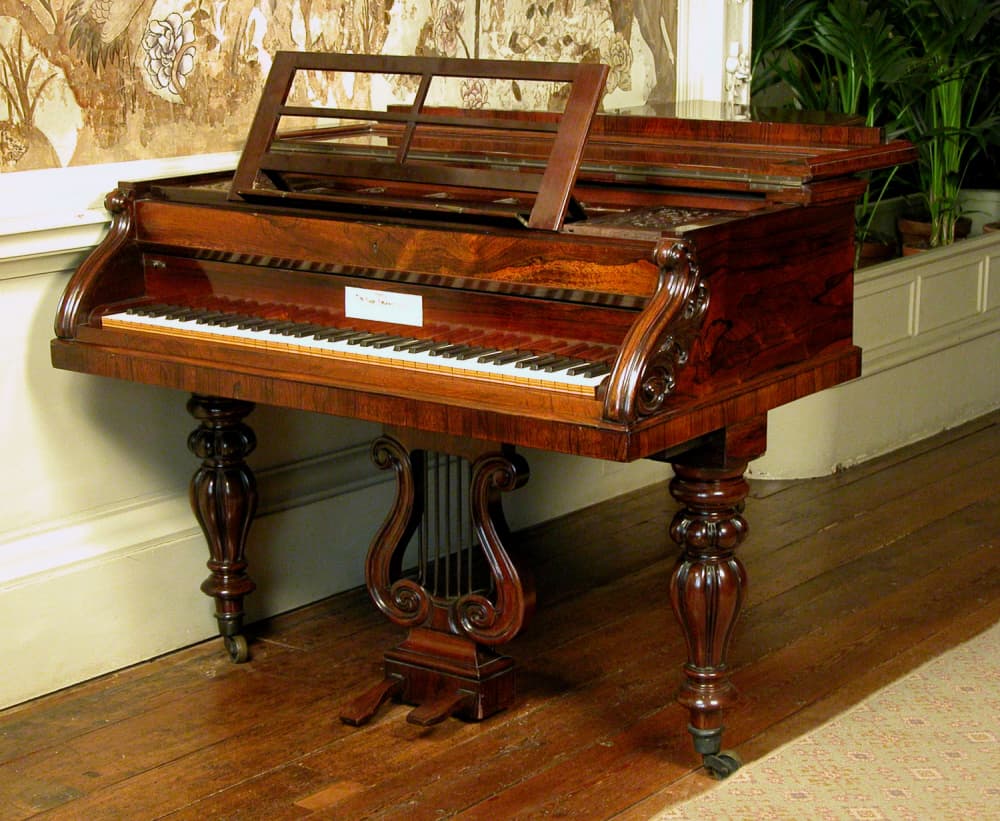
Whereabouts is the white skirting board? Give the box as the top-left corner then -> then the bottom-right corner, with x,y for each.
0,443 -> 669,710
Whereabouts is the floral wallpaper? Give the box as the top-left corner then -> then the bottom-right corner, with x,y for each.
1,1 -> 677,172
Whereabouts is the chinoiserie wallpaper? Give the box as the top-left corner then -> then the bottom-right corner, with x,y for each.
1,1 -> 677,171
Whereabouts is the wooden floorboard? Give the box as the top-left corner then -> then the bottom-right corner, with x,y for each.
1,411 -> 997,819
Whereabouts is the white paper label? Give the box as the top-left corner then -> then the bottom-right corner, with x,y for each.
344,286 -> 423,327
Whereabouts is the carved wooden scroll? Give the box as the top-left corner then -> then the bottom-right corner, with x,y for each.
601,241 -> 709,424
342,432 -> 533,727
54,188 -> 143,339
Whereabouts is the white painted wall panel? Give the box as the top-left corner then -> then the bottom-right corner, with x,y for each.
854,281 -> 914,350
986,252 -> 1000,312
919,260 -> 983,333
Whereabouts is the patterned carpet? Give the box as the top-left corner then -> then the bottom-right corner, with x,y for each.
656,621 -> 1000,821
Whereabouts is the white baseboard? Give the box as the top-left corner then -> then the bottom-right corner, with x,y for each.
0,445 -> 381,709
0,441 -> 667,710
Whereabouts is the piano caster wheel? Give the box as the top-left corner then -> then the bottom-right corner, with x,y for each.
703,751 -> 742,779
224,634 -> 249,663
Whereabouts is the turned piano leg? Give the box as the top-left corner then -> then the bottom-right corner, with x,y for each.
186,394 -> 258,663
668,452 -> 752,779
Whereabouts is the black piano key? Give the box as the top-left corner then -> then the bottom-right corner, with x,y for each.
164,307 -> 203,321
398,339 -> 439,354
516,353 -> 562,370
543,357 -> 589,373
369,335 -> 411,349
253,319 -> 291,331
426,341 -> 459,355
482,350 -> 534,366
128,303 -> 172,316
288,324 -> 330,337
428,343 -> 469,358
347,332 -> 390,346
455,346 -> 500,361
212,314 -> 255,327
313,328 -> 364,342
567,361 -> 611,378
352,333 -> 400,347
192,311 -> 231,325
267,321 -> 303,334
239,319 -> 274,330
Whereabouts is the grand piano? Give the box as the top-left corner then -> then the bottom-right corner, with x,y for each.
51,52 -> 914,777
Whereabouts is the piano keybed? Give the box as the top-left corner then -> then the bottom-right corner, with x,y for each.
101,300 -> 615,396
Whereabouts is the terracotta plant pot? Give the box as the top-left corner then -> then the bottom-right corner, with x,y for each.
857,238 -> 896,267
897,215 -> 972,253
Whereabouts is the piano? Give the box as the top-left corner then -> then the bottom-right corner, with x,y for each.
51,52 -> 914,777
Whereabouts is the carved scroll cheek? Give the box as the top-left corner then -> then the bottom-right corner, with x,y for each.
54,187 -> 139,339
602,241 -> 709,424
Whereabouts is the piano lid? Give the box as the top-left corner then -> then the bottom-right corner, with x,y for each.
227,52 -> 915,229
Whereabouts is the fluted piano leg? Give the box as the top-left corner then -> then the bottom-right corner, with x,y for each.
186,394 -> 258,663
667,418 -> 764,778
668,460 -> 749,777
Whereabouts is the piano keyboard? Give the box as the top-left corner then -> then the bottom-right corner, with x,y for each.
101,304 -> 613,395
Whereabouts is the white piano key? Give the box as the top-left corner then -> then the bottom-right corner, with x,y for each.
102,307 -> 609,394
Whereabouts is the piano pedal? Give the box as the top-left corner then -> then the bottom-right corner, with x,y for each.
405,690 -> 477,727
339,675 -> 405,726
340,644 -> 518,730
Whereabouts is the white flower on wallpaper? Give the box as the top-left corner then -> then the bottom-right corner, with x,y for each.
142,11 -> 196,98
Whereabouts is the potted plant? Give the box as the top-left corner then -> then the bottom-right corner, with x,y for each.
751,0 -> 912,266
889,0 -> 1000,250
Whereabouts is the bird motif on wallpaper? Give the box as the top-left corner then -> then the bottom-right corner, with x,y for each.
66,0 -> 153,70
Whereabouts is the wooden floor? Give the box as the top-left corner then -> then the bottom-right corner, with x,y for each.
2,412 -> 998,820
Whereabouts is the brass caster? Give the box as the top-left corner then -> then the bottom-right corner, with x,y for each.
224,634 -> 250,663
703,750 -> 742,779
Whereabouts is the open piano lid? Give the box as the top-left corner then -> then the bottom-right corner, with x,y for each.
228,52 -> 915,230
